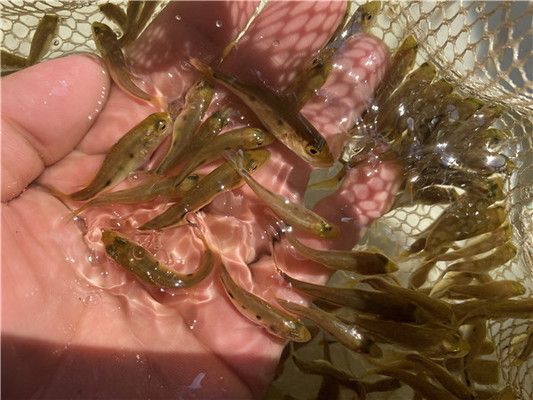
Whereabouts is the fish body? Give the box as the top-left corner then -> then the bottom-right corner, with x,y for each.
453,299 -> 533,323
101,229 -> 214,288
404,353 -> 475,400
194,107 -> 234,146
361,278 -> 454,324
444,242 -> 516,275
447,280 -> 525,300
278,269 -> 417,322
68,112 -> 171,201
73,173 -> 200,214
99,3 -> 128,31
289,1 -> 382,109
277,299 -> 382,355
231,158 -> 339,238
286,233 -> 397,273
26,14 -> 59,66
155,80 -> 214,174
140,149 -> 270,230
190,58 -> 333,167
513,325 -> 533,366
171,127 -> 274,186
91,21 -> 152,101
219,265 -> 311,342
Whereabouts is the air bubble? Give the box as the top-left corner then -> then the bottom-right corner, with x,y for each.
215,20 -> 223,28
83,293 -> 101,305
175,14 -> 182,21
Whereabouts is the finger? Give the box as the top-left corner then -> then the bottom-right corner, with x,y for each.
1,55 -> 110,202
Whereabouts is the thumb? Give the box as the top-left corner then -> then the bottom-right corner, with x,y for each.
1,54 -> 110,202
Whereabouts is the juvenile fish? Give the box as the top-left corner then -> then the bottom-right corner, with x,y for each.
230,157 -> 339,238
155,80 -> 215,174
92,21 -> 153,101
371,366 -> 458,400
72,173 -> 200,214
429,271 -> 473,298
444,242 -> 517,275
171,127 -> 274,186
65,112 -> 171,201
277,299 -> 382,356
140,149 -> 270,230
404,353 -> 475,400
99,3 -> 128,31
219,264 -> 311,342
119,1 -> 160,47
101,229 -> 214,288
453,298 -> 533,324
447,280 -> 525,300
1,51 -> 27,75
194,107 -> 234,146
288,1 -> 382,108
26,14 -> 59,66
392,185 -> 460,209
513,324 -> 533,366
285,233 -> 396,273
190,58 -> 334,167
278,269 -> 418,322
361,278 -> 454,324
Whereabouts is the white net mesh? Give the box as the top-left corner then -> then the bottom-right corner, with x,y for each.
2,1 -> 532,399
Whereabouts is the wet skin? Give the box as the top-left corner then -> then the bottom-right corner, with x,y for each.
1,1 -> 392,399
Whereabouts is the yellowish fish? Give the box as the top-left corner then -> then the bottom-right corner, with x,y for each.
64,112 -> 171,201
219,264 -> 311,342
26,14 -> 59,66
91,21 -> 153,102
286,233 -> 396,273
447,280 -> 525,300
140,149 -> 270,230
444,242 -> 516,275
230,155 -> 339,238
101,228 -> 214,288
155,80 -> 215,174
190,58 -> 334,167
99,3 -> 128,31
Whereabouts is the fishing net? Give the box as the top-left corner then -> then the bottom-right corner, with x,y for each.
1,1 -> 532,399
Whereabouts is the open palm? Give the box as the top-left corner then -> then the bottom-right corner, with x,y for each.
2,2 -> 393,398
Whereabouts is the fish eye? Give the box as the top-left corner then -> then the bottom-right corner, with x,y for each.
156,120 -> 167,131
306,145 -> 319,156
365,13 -> 373,21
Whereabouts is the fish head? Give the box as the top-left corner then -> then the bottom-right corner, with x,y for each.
271,320 -> 311,343
242,149 -> 271,172
317,221 -> 340,239
143,112 -> 172,143
358,1 -> 382,27
91,22 -> 114,44
101,229 -> 128,258
303,140 -> 334,167
248,129 -> 274,148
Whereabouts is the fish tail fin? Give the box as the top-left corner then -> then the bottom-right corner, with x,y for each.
46,184 -> 71,203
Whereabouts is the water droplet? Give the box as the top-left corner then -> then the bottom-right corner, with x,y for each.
272,39 -> 280,47
175,14 -> 182,21
83,293 -> 101,306
215,20 -> 223,28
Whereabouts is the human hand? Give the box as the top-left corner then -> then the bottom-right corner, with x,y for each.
2,2 -> 395,398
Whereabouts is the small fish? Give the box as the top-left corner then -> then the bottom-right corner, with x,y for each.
140,149 -> 270,230
26,14 -> 59,66
99,3 -> 128,31
392,184 -> 460,209
292,357 -> 365,397
120,1 -> 160,47
72,173 -> 200,214
1,50 -> 27,75
64,112 -> 171,201
447,280 -> 525,300
91,21 -> 153,101
277,299 -> 382,356
452,298 -> 533,324
155,80 -> 215,174
361,278 -> 454,325
408,260 -> 437,289
371,365 -> 457,400
277,269 -> 418,323
286,234 -> 395,274
229,157 -> 339,238
219,264 -> 311,342
444,242 -> 517,275
170,127 -> 274,187
190,58 -> 334,167
466,359 -> 501,385
101,229 -> 214,288
404,353 -> 475,400
373,35 -> 418,106
513,324 -> 533,366
288,1 -> 382,108
464,321 -> 489,366
428,271 -> 473,298
433,225 -> 511,262
194,107 -> 234,146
